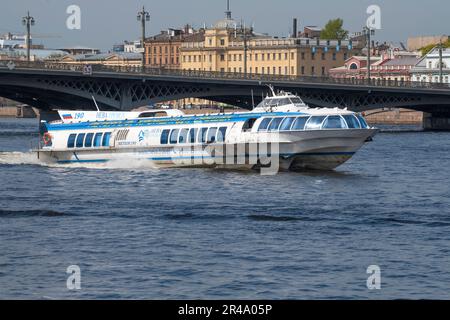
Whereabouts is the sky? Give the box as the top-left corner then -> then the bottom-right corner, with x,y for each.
0,0 -> 448,51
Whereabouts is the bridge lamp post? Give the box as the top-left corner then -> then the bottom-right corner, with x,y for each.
22,12 -> 35,63
137,6 -> 150,68
363,27 -> 375,84
438,41 -> 444,84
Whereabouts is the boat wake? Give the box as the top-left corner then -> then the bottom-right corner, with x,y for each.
0,151 -> 160,171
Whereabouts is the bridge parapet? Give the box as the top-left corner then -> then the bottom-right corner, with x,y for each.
1,60 -> 450,91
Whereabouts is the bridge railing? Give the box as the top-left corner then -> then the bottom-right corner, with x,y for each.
1,60 -> 450,90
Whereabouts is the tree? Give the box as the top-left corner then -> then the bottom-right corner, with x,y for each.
420,40 -> 450,56
321,18 -> 349,40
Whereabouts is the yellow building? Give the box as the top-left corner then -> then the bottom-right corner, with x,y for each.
181,17 -> 359,77
53,52 -> 142,67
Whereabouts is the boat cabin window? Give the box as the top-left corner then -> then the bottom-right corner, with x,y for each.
357,115 -> 369,128
217,127 -> 227,142
278,98 -> 292,106
67,134 -> 77,148
322,116 -> 347,129
94,133 -> 103,147
343,115 -> 361,129
76,134 -> 85,148
189,128 -> 198,143
207,127 -> 218,143
160,129 -> 170,144
291,117 -> 309,131
268,118 -> 283,131
305,116 -> 326,130
279,117 -> 296,131
85,133 -> 94,147
242,118 -> 257,131
139,112 -> 168,118
290,97 -> 304,105
170,129 -> 179,144
179,129 -> 189,144
102,132 -> 111,147
258,118 -> 272,131
199,128 -> 208,143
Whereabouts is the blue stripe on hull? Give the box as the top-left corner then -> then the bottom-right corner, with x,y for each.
56,152 -> 355,164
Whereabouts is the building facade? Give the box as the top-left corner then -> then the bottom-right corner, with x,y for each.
180,19 -> 359,77
55,52 -> 141,67
407,35 -> 449,52
330,50 -> 420,82
411,47 -> 450,84
144,27 -> 203,69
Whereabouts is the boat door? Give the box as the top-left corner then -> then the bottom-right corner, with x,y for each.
226,122 -> 242,144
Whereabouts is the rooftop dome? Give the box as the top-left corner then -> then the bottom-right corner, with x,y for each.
214,18 -> 238,29
214,0 -> 238,29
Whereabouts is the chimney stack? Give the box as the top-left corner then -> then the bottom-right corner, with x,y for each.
293,18 -> 298,38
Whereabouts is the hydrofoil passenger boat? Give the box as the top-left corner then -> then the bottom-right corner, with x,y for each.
35,91 -> 378,172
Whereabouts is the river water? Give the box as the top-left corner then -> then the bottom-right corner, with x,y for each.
1,118 -> 449,299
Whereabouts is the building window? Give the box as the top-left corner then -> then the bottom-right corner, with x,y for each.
311,66 -> 315,75
321,53 -> 326,60
322,67 -> 325,76
344,52 -> 348,60
301,52 -> 305,60
220,39 -> 225,46
220,54 -> 225,61
332,53 -> 337,60
255,54 -> 258,61
291,52 -> 294,60
285,53 -> 288,60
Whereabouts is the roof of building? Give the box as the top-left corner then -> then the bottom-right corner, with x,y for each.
382,57 -> 420,66
304,26 -> 322,32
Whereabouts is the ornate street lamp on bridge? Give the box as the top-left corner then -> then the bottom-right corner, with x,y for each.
22,11 -> 35,63
362,26 -> 375,83
137,6 -> 150,67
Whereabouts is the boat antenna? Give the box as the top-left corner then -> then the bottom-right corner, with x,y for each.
92,95 -> 100,111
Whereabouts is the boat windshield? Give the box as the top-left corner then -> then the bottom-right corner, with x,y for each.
256,96 -> 304,109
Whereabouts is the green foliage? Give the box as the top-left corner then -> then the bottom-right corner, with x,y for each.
420,40 -> 450,56
321,18 -> 349,40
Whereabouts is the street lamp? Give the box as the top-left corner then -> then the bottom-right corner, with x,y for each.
137,6 -> 150,68
438,40 -> 444,84
22,11 -> 35,63
363,26 -> 375,83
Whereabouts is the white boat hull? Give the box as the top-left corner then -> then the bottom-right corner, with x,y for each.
36,129 -> 377,171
